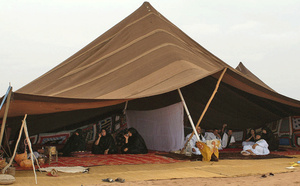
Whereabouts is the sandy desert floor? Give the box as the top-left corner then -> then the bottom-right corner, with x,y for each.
11,155 -> 300,186
114,170 -> 300,186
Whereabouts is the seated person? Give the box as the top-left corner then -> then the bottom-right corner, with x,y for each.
121,127 -> 148,154
261,126 -> 279,151
221,129 -> 235,149
61,129 -> 86,156
220,124 -> 228,137
205,128 -> 221,141
92,129 -> 117,154
242,128 -> 256,146
185,126 -> 206,155
196,139 -> 221,162
205,128 -> 222,149
241,133 -> 270,156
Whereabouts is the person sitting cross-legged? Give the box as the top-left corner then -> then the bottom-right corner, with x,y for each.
221,129 -> 235,149
185,126 -> 206,155
61,129 -> 86,157
92,129 -> 117,154
121,127 -> 148,154
241,133 -> 270,156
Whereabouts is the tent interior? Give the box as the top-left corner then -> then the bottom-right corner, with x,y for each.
1,2 -> 300,151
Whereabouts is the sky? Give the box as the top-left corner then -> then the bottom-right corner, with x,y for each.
1,0 -> 300,100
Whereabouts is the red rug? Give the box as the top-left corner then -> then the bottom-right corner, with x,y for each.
271,148 -> 300,156
14,151 -> 186,171
14,148 -> 300,171
219,147 -> 300,156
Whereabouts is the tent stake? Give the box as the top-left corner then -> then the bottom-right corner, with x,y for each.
180,68 -> 227,153
178,89 -> 200,142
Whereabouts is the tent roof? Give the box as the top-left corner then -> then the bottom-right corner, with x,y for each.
1,2 -> 300,135
235,62 -> 275,92
16,2 -> 228,99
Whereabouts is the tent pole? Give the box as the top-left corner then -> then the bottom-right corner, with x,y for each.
23,120 -> 39,184
180,68 -> 227,153
0,86 -> 12,148
0,86 -> 12,111
123,101 -> 128,115
177,89 -> 200,142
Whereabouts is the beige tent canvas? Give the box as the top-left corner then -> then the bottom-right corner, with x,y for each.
1,2 -> 300,136
235,62 -> 275,92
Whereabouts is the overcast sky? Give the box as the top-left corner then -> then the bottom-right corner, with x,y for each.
1,0 -> 299,100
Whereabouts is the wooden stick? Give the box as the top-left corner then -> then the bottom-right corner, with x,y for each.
2,114 -> 27,174
180,68 -> 227,153
123,101 -> 128,115
178,89 -> 200,143
0,86 -> 12,111
0,87 -> 12,147
23,120 -> 39,184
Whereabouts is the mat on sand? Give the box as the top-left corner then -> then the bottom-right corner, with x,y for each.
156,151 -> 292,161
15,151 -> 186,170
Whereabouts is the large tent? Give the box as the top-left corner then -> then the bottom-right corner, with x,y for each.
1,2 -> 300,138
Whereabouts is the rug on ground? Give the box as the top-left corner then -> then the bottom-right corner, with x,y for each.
14,151 -> 186,171
156,147 -> 300,161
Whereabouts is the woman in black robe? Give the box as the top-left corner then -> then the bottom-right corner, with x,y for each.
261,126 -> 279,151
245,128 -> 256,142
92,129 -> 117,154
62,129 -> 86,156
242,128 -> 257,147
121,127 -> 148,154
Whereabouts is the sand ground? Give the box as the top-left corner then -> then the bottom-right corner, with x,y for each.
9,155 -> 300,186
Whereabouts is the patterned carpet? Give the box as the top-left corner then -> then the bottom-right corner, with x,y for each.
15,151 -> 186,171
219,147 -> 300,156
155,147 -> 300,161
14,147 -> 300,171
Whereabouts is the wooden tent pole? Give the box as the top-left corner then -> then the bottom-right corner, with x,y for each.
178,89 -> 200,142
23,120 -> 39,184
0,87 -> 12,147
2,115 -> 27,174
0,86 -> 12,111
123,101 -> 128,115
180,68 -> 227,153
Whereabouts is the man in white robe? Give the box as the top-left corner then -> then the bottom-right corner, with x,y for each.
185,126 -> 206,155
241,134 -> 270,155
205,128 -> 222,150
221,129 -> 236,149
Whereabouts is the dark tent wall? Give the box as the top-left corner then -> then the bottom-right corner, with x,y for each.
128,74 -> 300,131
6,103 -> 125,139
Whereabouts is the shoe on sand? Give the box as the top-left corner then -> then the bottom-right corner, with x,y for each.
102,178 -> 114,182
115,177 -> 125,183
